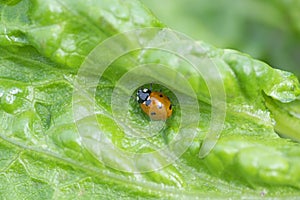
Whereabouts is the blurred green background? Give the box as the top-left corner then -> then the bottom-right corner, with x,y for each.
141,0 -> 300,78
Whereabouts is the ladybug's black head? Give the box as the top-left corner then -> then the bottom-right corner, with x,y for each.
136,88 -> 151,103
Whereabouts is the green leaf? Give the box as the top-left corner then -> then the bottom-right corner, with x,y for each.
1,0 -> 300,199
141,0 -> 300,78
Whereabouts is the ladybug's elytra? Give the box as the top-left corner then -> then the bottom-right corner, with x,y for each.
136,87 -> 173,120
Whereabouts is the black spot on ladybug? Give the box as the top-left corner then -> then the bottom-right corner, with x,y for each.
159,94 -> 163,97
145,99 -> 151,106
151,112 -> 156,115
169,104 -> 172,110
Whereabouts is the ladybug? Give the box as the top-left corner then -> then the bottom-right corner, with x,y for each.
136,87 -> 173,120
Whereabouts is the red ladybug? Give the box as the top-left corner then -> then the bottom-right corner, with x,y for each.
136,87 -> 173,120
